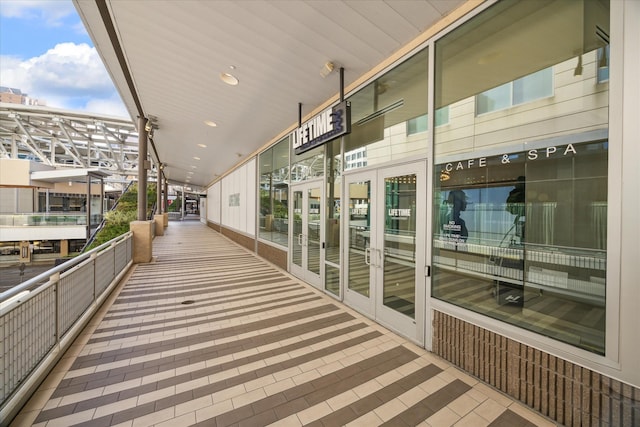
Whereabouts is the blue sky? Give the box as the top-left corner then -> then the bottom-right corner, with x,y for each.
0,0 -> 128,117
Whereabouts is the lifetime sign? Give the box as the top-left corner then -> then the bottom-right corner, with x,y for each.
293,101 -> 351,155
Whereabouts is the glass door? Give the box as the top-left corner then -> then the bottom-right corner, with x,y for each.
344,170 -> 376,316
290,180 -> 323,288
343,160 -> 427,345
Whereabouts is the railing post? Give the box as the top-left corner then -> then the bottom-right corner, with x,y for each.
51,272 -> 60,345
91,252 -> 98,302
112,241 -> 117,278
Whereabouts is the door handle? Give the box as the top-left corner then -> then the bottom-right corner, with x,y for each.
377,248 -> 383,267
365,247 -> 371,266
298,233 -> 303,246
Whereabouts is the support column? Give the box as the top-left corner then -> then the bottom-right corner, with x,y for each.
181,186 -> 185,220
157,169 -> 163,214
163,178 -> 169,227
133,117 -> 152,263
138,116 -> 148,221
154,169 -> 165,235
86,177 -> 91,240
60,240 -> 69,258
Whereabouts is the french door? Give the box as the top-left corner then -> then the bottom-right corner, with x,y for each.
343,160 -> 427,345
290,180 -> 323,288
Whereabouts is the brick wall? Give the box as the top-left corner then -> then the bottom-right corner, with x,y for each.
220,226 -> 255,253
433,311 -> 639,426
257,241 -> 287,271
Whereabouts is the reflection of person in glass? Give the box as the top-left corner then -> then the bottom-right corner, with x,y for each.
447,189 -> 468,242
506,176 -> 525,242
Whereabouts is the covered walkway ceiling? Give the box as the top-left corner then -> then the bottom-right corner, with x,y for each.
74,0 -> 466,188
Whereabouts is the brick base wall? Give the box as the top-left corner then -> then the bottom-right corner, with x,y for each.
257,241 -> 287,271
206,221 -> 220,232
220,227 -> 255,252
433,311 -> 639,427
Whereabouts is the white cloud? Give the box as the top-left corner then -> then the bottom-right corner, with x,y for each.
85,97 -> 130,119
0,0 -> 76,27
0,42 -> 127,117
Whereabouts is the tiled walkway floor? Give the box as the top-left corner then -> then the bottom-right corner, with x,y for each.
12,221 -> 557,427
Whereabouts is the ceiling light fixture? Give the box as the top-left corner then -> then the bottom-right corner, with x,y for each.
193,156 -> 200,160
197,143 -> 207,148
320,61 -> 335,78
204,120 -> 217,127
220,72 -> 239,86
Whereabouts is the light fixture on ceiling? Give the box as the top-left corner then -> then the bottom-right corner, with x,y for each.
220,72 -> 239,86
574,55 -> 583,76
191,165 -> 197,169
197,143 -> 207,148
144,116 -> 158,132
320,61 -> 335,78
204,120 -> 217,127
193,156 -> 200,160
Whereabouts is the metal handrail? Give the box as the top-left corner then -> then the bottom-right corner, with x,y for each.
0,232 -> 131,303
0,231 -> 134,425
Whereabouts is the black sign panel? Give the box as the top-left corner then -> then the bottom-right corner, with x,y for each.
293,101 -> 351,155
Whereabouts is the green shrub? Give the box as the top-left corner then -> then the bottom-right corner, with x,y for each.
84,183 -> 157,251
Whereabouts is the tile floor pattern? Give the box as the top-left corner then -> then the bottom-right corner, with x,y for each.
12,221 -> 557,427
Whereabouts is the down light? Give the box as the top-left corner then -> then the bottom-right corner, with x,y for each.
220,72 -> 239,86
193,157 -> 200,160
204,120 -> 217,127
197,143 -> 207,148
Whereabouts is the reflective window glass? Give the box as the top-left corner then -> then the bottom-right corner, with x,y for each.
434,0 -> 610,354
259,137 -> 290,246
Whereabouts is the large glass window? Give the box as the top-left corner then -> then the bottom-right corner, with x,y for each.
325,138 -> 341,269
345,48 -> 429,170
476,68 -> 553,115
259,137 -> 290,246
433,0 -> 610,354
324,137 -> 341,297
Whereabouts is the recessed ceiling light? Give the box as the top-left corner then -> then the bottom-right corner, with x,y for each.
191,165 -> 197,169
204,120 -> 217,127
193,156 -> 200,160
197,143 -> 207,148
220,72 -> 239,86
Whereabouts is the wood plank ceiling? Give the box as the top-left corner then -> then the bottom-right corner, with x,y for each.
74,0 -> 465,188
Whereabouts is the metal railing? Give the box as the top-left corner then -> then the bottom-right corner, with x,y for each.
0,232 -> 134,425
0,213 -> 103,227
